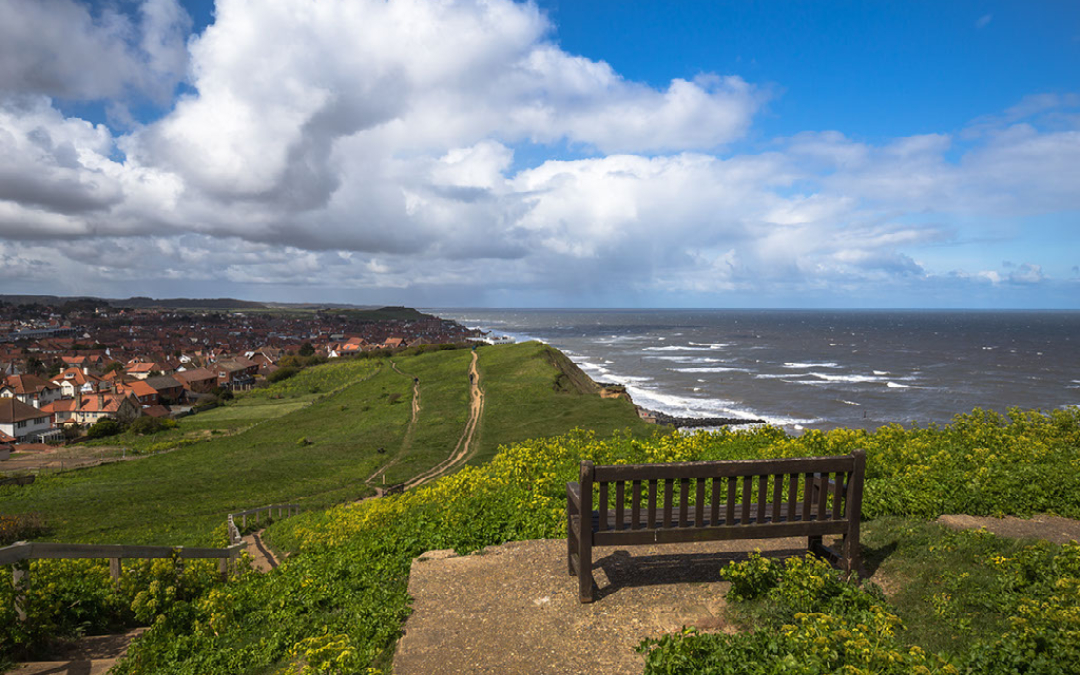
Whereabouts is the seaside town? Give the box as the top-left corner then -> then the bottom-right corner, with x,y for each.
0,297 -> 480,447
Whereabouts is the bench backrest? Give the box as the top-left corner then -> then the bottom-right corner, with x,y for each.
579,451 -> 865,533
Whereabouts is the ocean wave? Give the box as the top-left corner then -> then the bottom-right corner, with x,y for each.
886,382 -> 909,388
643,345 -> 718,352
645,355 -> 725,363
624,384 -> 818,428
810,372 -> 887,383
755,373 -> 812,380
689,342 -> 731,349
783,362 -> 839,369
873,370 -> 889,376
668,367 -> 748,373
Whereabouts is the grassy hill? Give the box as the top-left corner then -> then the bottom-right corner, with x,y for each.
0,342 -> 651,546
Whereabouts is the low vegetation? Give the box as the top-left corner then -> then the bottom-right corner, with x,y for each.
1,339 -> 1078,672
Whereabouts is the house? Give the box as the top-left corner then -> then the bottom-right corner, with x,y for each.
125,362 -> 159,380
72,392 -> 141,426
0,397 -> 54,441
212,357 -> 258,390
144,375 -> 185,405
174,367 -> 218,393
383,337 -> 406,349
51,367 -> 103,399
40,397 -> 81,426
117,380 -> 160,406
1,374 -> 63,409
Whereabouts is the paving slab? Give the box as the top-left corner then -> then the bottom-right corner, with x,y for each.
394,537 -> 811,675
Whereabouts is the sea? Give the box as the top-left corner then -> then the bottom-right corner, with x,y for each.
434,309 -> 1080,433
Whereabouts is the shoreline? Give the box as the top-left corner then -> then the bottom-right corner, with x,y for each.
596,382 -> 764,428
637,406 -> 765,429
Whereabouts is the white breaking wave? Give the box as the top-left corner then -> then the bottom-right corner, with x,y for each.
886,382 -> 909,388
645,355 -> 725,363
643,345 -> 718,352
755,372 -> 812,380
840,400 -> 861,406
810,372 -> 887,383
623,383 -> 818,428
783,362 -> 839,369
873,370 -> 889,376
668,367 -> 748,373
689,342 -> 731,349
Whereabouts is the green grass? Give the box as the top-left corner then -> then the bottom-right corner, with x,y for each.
471,341 -> 654,463
0,343 -> 650,546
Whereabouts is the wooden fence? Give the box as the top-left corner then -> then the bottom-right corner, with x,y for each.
227,504 -> 301,545
2,503 -> 302,622
0,541 -> 245,621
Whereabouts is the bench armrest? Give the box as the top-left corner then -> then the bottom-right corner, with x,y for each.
566,482 -> 582,510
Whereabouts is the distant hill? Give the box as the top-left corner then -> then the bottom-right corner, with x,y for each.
0,295 -> 433,318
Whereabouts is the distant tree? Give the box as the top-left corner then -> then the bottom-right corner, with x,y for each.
104,361 -> 124,374
26,357 -> 46,377
299,342 -> 316,357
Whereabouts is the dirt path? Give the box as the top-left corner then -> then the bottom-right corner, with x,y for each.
936,513 -> 1080,545
10,628 -> 147,675
243,529 -> 280,572
404,351 -> 484,491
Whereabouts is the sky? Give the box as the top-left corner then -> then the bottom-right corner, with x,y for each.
0,0 -> 1078,309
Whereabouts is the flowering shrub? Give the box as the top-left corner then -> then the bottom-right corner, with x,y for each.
5,406 -> 1080,671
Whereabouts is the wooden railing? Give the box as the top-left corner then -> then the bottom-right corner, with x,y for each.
0,541 -> 245,621
1,503 -> 302,623
227,504 -> 301,545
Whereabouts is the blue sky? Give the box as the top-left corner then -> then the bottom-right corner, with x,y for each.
0,0 -> 1078,308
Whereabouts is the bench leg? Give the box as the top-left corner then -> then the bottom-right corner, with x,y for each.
807,535 -> 823,557
567,508 -> 578,576
578,533 -> 593,603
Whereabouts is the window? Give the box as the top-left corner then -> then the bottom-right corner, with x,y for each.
16,420 -> 27,429
35,417 -> 48,425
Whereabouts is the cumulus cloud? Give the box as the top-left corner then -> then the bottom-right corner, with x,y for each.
0,0 -> 191,104
0,0 -> 1076,306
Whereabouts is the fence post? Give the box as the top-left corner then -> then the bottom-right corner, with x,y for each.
12,561 -> 27,622
242,513 -> 247,530
109,558 -> 122,590
218,555 -> 229,581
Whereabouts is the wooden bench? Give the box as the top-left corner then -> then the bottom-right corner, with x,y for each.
566,450 -> 866,603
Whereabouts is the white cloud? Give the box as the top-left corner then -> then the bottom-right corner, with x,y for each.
0,0 -> 190,104
0,0 -> 1076,306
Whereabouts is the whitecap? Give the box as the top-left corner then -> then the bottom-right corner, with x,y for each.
783,362 -> 839,369
886,382 -> 909,389
643,345 -> 717,352
873,370 -> 889,376
809,372 -> 886,383
668,367 -> 747,373
840,400 -> 861,406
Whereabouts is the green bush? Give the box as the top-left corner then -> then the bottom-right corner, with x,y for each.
86,418 -> 122,439
128,417 -> 177,436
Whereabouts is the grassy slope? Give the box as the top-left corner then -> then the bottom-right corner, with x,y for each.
471,341 -> 654,464
0,343 -> 650,546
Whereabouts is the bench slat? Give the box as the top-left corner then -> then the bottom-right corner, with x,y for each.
832,472 -> 845,520
647,480 -> 657,529
726,477 -> 736,526
663,479 -> 674,528
756,475 -> 768,524
817,472 -> 831,520
695,479 -> 706,527
615,481 -> 625,531
594,519 -> 850,547
741,476 -> 752,525
710,478 -> 720,526
678,479 -> 689,528
772,474 -> 783,523
592,455 -> 855,482
632,480 -> 642,530
802,472 -> 814,521
598,483 -> 608,531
